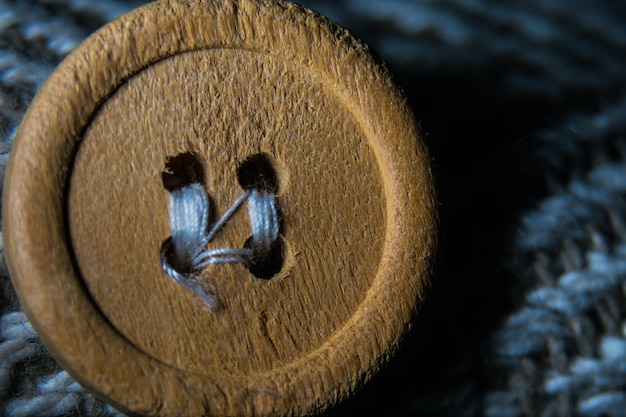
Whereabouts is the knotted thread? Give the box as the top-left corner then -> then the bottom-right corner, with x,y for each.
160,183 -> 279,310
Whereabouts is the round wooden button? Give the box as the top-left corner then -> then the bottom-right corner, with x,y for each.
3,1 -> 438,416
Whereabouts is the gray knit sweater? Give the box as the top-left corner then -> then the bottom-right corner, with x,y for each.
1,1 -> 626,416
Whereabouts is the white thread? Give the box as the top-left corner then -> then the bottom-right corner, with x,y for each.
165,183 -> 211,273
248,189 -> 280,250
161,183 -> 279,309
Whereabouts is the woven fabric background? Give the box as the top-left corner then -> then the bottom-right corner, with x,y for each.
1,0 -> 626,416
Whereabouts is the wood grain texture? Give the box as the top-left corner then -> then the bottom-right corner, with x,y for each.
2,0 -> 438,416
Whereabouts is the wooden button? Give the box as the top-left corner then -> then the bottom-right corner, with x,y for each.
3,1 -> 438,416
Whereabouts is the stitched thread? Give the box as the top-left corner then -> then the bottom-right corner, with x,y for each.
160,183 -> 279,309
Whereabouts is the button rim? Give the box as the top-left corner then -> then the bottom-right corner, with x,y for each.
3,0 -> 438,415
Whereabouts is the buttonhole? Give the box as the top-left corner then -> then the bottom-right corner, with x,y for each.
162,152 -> 205,191
238,153 -> 284,279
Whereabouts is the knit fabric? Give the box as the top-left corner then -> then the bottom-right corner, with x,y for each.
1,0 -> 626,416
